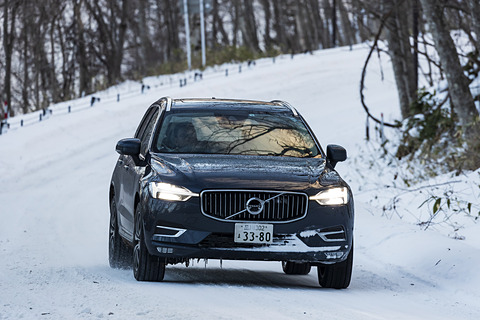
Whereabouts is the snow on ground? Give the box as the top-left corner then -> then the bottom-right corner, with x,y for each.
1,45 -> 479,320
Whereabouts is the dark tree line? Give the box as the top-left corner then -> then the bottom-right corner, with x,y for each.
1,0 -> 480,166
1,0 -> 366,117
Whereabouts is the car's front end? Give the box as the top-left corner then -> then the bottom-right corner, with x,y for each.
139,153 -> 354,266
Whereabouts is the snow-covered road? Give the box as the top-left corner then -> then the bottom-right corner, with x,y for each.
1,45 -> 479,319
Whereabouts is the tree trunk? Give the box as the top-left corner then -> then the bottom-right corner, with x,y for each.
352,0 -> 370,42
332,0 -> 337,46
74,0 -> 91,96
412,0 -> 419,90
322,0 -> 333,48
22,0 -> 30,114
260,0 -> 273,52
137,0 -> 155,73
85,0 -> 129,86
50,15 -> 60,103
212,0 -> 229,47
420,0 -> 480,167
295,1 -> 309,52
162,0 -> 180,62
272,0 -> 287,52
384,0 -> 417,119
240,0 -> 260,53
307,0 -> 325,49
338,0 -> 355,47
3,0 -> 20,119
232,1 -> 239,47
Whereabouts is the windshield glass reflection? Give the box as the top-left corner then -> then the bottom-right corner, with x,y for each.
154,111 -> 320,158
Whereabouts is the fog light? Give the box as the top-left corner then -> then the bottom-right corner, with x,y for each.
157,247 -> 174,254
325,251 -> 344,259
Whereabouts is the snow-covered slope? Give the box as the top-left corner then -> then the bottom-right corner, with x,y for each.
1,45 -> 479,319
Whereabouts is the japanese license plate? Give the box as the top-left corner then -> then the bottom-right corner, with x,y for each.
234,223 -> 273,244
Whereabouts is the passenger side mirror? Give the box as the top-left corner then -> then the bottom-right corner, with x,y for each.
116,138 -> 141,156
326,144 -> 347,168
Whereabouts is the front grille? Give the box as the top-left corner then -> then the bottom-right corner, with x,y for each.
201,190 -> 308,222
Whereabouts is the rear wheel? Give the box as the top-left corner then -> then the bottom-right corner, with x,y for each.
133,206 -> 165,282
317,247 -> 353,289
109,199 -> 132,269
282,261 -> 311,275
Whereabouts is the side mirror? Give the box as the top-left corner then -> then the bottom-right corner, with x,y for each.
326,144 -> 347,168
116,138 -> 141,156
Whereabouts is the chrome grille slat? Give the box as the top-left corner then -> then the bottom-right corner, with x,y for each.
201,189 -> 308,223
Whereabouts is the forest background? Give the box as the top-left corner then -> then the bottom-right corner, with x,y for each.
1,0 -> 480,170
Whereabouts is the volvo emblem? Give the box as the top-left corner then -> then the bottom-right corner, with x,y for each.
246,197 -> 264,215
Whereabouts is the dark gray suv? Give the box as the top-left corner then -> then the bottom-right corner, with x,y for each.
109,97 -> 354,288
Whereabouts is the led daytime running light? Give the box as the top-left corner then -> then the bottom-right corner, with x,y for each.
149,182 -> 198,201
309,187 -> 348,205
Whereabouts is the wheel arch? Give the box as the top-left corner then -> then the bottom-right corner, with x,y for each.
109,183 -> 115,203
134,192 -> 141,212
134,192 -> 142,237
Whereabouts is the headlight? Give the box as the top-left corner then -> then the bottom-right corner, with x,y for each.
309,187 -> 348,205
149,182 -> 198,201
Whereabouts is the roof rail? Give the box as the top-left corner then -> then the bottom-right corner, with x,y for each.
270,100 -> 299,117
161,96 -> 173,111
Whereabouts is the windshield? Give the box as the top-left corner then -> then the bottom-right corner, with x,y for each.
153,111 -> 320,158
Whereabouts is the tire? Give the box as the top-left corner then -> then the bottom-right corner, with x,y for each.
317,247 -> 353,289
282,261 -> 311,275
109,199 -> 132,269
133,206 -> 165,282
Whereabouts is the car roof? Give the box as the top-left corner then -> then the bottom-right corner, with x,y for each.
152,97 -> 299,116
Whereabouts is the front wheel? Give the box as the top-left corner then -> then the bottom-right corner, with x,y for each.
317,246 -> 353,289
133,206 -> 165,282
109,199 -> 132,269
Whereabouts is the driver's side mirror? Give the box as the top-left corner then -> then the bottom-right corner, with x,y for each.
326,144 -> 347,168
116,138 -> 146,166
116,138 -> 141,156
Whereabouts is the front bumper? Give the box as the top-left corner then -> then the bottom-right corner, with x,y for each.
141,194 -> 354,265
152,230 -> 351,264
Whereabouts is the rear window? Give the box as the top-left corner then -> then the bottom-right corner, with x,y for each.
153,111 -> 320,158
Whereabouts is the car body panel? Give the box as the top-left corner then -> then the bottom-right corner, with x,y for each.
110,97 -> 354,265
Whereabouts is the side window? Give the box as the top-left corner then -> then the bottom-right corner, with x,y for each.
134,108 -> 154,139
140,109 -> 159,156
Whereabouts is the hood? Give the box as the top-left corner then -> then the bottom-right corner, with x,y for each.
150,153 -> 330,192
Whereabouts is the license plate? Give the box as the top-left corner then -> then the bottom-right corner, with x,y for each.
234,223 -> 273,244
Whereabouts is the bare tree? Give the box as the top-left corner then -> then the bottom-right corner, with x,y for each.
419,0 -> 480,167
85,0 -> 129,86
272,0 -> 288,52
338,0 -> 355,47
239,0 -> 260,52
260,0 -> 273,51
161,0 -> 181,62
211,0 -> 229,47
383,0 -> 417,119
3,0 -> 20,118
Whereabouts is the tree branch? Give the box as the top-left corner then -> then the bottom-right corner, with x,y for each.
359,11 -> 401,128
